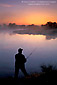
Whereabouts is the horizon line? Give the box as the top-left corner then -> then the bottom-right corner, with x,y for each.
0,21 -> 57,26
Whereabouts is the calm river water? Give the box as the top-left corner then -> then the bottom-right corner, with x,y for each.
0,29 -> 57,77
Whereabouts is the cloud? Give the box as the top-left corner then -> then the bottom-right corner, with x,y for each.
0,3 -> 14,7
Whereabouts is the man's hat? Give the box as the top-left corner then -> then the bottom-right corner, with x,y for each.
18,48 -> 23,51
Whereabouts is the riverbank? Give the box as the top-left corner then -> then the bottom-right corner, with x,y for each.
0,70 -> 57,85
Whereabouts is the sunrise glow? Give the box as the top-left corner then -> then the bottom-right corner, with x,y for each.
0,0 -> 57,25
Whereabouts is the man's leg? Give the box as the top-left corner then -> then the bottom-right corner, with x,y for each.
15,66 -> 19,78
21,65 -> 28,77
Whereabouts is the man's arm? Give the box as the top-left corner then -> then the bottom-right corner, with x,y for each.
23,55 -> 27,63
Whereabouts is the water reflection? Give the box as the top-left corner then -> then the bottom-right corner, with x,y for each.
0,29 -> 57,77
0,26 -> 57,40
13,26 -> 57,40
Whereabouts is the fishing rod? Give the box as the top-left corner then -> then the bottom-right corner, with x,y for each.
26,47 -> 37,59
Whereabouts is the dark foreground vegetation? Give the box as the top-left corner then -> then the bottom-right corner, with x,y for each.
0,65 -> 57,85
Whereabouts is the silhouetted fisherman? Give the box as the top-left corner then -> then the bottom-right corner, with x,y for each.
15,48 -> 28,78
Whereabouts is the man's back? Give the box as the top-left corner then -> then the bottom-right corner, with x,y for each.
15,53 -> 26,65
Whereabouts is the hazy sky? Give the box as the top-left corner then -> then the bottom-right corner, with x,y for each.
0,0 -> 57,25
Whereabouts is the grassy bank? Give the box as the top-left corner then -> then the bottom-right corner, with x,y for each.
0,65 -> 57,85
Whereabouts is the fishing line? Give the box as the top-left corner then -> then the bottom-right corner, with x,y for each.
26,47 -> 37,59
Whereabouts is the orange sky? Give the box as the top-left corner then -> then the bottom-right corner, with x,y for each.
0,0 -> 57,25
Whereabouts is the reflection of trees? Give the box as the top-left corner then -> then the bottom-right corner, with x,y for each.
46,35 -> 57,40
13,26 -> 57,40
